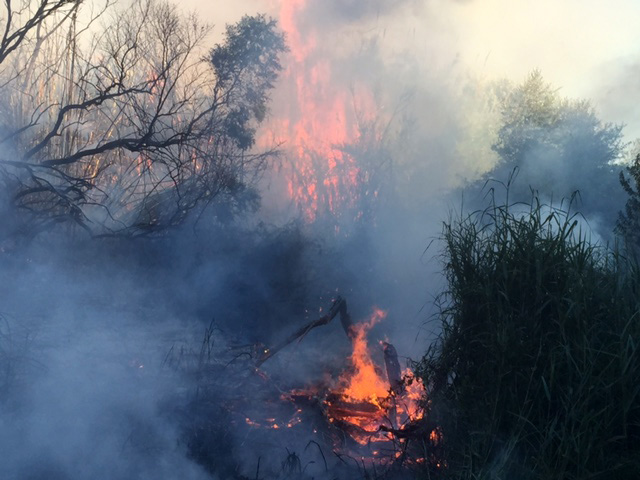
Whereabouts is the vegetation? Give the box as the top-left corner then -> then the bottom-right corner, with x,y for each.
3,4 -> 639,480
478,71 -> 626,233
493,71 -> 624,170
416,192 -> 640,479
618,154 -> 640,249
0,0 -> 286,239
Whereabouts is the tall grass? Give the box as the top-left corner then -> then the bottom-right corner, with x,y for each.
416,192 -> 640,479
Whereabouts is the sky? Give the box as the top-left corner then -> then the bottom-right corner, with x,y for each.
179,0 -> 640,137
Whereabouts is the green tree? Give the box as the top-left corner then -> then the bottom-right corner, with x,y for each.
486,71 -> 626,233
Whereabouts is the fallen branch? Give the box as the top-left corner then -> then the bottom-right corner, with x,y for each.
379,421 -> 429,439
256,296 -> 351,366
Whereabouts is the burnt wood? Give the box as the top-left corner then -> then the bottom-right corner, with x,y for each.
256,296 -> 349,366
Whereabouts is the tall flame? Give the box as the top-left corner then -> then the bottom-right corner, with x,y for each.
266,0 -> 378,223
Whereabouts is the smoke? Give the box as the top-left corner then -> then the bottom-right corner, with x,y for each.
0,245 -> 211,479
590,58 -> 640,142
300,0 -> 419,24
3,0 -> 639,478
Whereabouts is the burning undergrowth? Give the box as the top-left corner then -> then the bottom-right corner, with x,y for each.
287,308 -> 425,451
0,221 -> 426,480
170,299 -> 442,479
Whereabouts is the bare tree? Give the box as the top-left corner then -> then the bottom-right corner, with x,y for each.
0,0 -> 286,239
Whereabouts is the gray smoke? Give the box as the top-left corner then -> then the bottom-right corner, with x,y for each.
3,0 -> 639,478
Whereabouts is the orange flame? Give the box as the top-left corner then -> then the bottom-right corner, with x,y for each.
341,308 -> 389,404
326,308 -> 425,447
265,0 -> 378,223
246,305 -> 428,459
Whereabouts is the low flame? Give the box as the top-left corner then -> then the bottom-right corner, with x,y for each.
324,308 -> 425,449
244,306 -> 430,462
341,308 -> 389,403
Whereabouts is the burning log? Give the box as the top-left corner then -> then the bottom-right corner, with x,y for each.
382,342 -> 403,394
241,303 -> 429,465
326,392 -> 382,418
256,296 -> 351,366
379,422 -> 427,439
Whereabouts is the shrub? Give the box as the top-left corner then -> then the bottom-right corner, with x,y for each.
416,192 -> 640,479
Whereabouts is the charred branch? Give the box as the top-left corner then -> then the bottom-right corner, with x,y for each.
256,296 -> 349,366
379,421 -> 431,440
382,342 -> 403,394
0,1 -> 80,65
0,1 -> 286,239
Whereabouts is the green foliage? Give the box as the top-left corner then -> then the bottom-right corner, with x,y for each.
211,14 -> 287,150
494,70 -> 560,161
494,71 -> 624,168
617,154 -> 640,249
485,71 -> 625,232
416,192 -> 640,479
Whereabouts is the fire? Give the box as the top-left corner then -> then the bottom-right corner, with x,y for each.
324,308 -> 425,449
341,308 -> 388,404
242,303 -> 432,464
265,0 -> 379,224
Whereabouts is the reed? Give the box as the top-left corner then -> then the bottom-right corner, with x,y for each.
416,191 -> 640,479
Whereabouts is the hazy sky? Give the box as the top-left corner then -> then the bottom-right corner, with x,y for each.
179,0 -> 640,136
